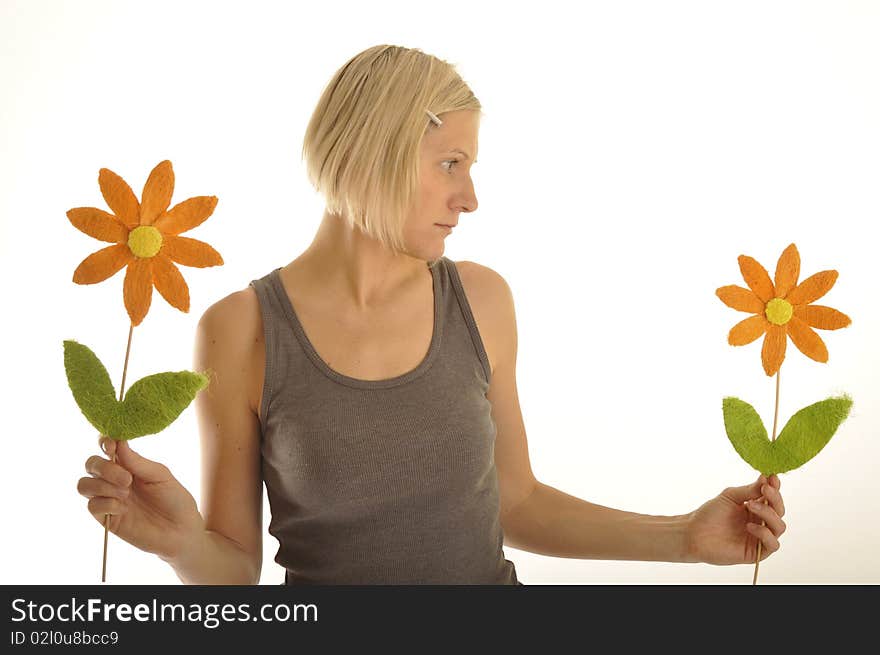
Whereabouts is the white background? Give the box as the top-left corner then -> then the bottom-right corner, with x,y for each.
1,0 -> 877,585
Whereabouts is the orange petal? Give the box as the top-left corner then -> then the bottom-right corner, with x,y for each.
98,168 -> 140,229
716,285 -> 765,313
140,160 -> 175,226
786,315 -> 829,363
124,258 -> 153,326
738,255 -> 775,303
760,324 -> 786,377
72,244 -> 134,284
161,235 -> 224,268
786,270 -> 839,305
152,253 -> 190,312
773,243 -> 800,298
793,304 -> 851,330
67,207 -> 129,243
153,196 -> 218,235
728,314 -> 768,346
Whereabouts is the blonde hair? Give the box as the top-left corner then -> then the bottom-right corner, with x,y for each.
301,44 -> 483,268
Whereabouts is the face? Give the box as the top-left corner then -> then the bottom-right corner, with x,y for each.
401,109 -> 480,261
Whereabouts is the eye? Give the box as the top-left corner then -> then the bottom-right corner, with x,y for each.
441,159 -> 460,174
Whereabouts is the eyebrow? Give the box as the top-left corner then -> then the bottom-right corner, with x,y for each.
445,148 -> 478,163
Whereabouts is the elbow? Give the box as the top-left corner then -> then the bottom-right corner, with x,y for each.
500,480 -> 542,544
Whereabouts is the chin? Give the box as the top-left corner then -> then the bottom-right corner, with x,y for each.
398,241 -> 443,263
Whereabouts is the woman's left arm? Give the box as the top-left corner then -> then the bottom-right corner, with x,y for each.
476,263 -> 785,565
500,475 -> 785,565
501,481 -> 694,562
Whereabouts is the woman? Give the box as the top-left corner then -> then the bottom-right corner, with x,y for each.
77,44 -> 786,585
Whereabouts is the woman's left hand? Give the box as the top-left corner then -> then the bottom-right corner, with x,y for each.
683,474 -> 786,565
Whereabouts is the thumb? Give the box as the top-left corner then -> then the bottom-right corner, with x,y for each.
114,438 -> 172,483
726,474 -> 767,504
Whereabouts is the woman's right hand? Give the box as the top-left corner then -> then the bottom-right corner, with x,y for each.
78,436 -> 205,563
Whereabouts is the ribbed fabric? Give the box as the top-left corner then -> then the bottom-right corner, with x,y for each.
248,256 -> 519,585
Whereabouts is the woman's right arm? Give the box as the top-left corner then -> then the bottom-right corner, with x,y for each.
79,289 -> 265,584
164,288 -> 266,584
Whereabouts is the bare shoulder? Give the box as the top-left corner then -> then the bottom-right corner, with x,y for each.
453,260 -> 512,304
453,260 -> 516,377
197,286 -> 263,356
195,286 -> 264,417
200,286 -> 261,330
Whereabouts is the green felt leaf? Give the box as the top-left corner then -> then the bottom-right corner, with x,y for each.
773,396 -> 853,472
63,339 -> 210,440
722,395 -> 852,475
722,397 -> 774,474
63,340 -> 118,436
108,371 -> 210,440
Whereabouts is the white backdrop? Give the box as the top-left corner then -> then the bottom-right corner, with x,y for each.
1,0 -> 877,585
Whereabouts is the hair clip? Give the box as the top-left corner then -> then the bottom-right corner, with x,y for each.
425,109 -> 443,126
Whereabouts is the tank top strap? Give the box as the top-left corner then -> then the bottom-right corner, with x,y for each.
440,257 -> 492,384
248,267 -> 291,430
249,266 -> 286,317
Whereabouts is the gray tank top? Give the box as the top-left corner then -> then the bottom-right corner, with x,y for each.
248,256 -> 519,584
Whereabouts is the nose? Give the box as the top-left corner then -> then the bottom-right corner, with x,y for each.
457,179 -> 478,214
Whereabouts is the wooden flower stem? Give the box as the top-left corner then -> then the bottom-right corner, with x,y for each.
752,369 -> 780,585
101,322 -> 135,583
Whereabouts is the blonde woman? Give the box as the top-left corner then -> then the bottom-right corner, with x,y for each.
78,45 -> 786,585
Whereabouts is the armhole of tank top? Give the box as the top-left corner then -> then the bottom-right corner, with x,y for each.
249,278 -> 276,436
444,258 -> 492,385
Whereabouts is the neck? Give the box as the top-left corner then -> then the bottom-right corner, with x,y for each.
299,210 -> 427,311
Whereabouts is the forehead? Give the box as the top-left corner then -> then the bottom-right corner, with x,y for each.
424,110 -> 480,156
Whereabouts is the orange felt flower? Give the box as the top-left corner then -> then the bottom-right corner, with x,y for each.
716,243 -> 851,377
68,160 -> 223,326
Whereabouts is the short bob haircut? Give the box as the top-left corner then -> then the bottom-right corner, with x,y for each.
301,44 -> 483,269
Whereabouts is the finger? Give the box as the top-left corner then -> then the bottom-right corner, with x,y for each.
746,499 -> 787,537
746,522 -> 780,556
742,492 -> 769,506
731,476 -> 765,504
769,474 -> 781,490
113,439 -> 171,484
99,436 -> 117,457
752,474 -> 767,495
77,476 -> 130,500
84,455 -> 133,487
762,483 -> 786,519
87,496 -> 126,518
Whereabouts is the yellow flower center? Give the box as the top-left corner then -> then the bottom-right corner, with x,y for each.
128,226 -> 163,258
765,298 -> 793,325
